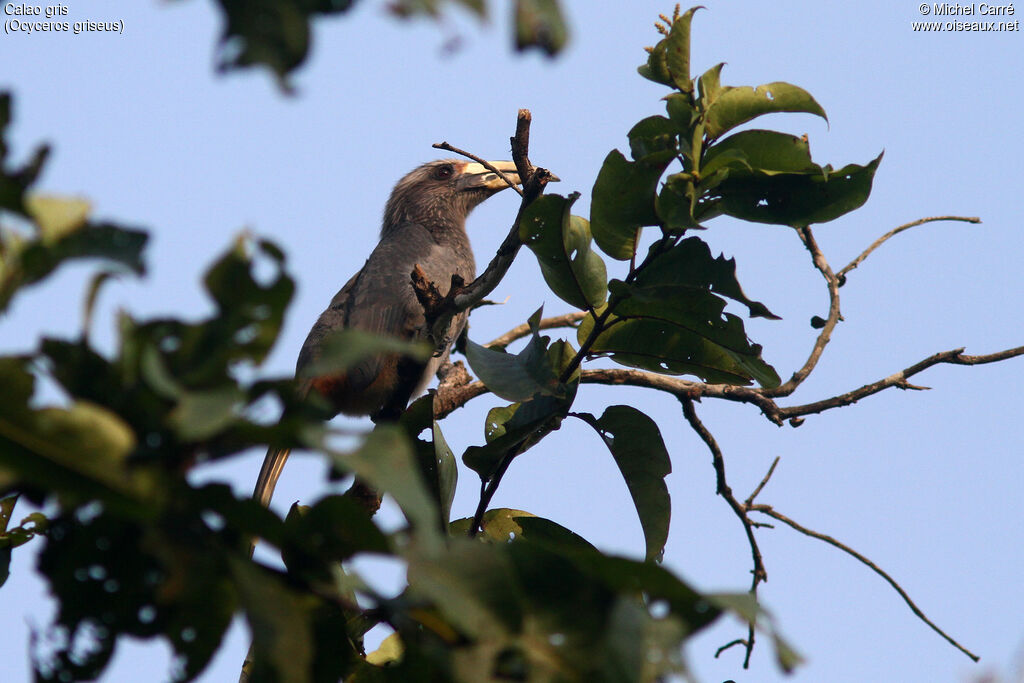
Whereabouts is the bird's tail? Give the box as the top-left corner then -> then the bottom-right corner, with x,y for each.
247,446 -> 291,559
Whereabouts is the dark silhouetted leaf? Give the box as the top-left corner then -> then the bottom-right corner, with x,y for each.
514,0 -> 569,56
628,116 -> 679,164
331,424 -> 442,551
577,406 -> 671,561
718,153 -> 883,228
211,0 -> 356,90
590,150 -> 669,260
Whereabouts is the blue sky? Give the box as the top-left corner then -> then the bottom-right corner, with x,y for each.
2,1 -> 1022,681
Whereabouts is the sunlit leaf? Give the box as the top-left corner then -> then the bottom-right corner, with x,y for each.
519,194 -> 608,311
703,80 -> 828,140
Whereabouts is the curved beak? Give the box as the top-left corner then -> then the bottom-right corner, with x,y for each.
458,160 -> 560,192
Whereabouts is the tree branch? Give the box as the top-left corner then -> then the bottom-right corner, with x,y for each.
837,215 -> 981,283
763,226 -> 841,398
681,397 -> 764,668
748,503 -> 979,662
777,345 -> 1024,421
485,311 -> 586,349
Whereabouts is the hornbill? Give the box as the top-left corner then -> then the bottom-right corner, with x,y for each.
250,159 -> 522,521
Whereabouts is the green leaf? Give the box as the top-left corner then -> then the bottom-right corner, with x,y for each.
1,220 -> 147,313
514,0 -> 569,56
655,172 -> 699,231
519,193 -> 608,311
464,339 -> 578,480
637,7 -> 701,92
212,0 -> 356,91
434,419 -> 458,526
590,150 -> 668,261
628,116 -> 679,164
406,537 -> 523,638
633,237 -> 779,320
703,80 -> 828,140
578,237 -> 780,387
0,391 -> 159,516
578,407 -> 672,562
300,328 -> 431,379
703,129 -> 816,176
664,8 -> 700,93
464,308 -> 563,402
231,557 -> 315,683
718,152 -> 884,228
697,62 -> 725,108
664,93 -> 697,135
280,495 -> 389,581
168,386 -> 246,441
399,394 -> 457,528
331,424 -> 442,552
25,194 -> 91,242
578,307 -> 779,387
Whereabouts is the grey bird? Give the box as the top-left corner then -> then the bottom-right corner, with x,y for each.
251,159 -> 522,515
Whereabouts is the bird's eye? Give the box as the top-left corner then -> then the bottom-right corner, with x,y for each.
433,164 -> 454,180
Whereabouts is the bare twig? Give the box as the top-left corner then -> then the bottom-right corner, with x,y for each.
778,345 -> 1024,420
838,216 -> 981,282
745,456 -> 780,507
764,226 -> 841,398
749,504 -> 979,662
485,311 -> 586,349
681,397 -> 764,668
432,141 -> 524,197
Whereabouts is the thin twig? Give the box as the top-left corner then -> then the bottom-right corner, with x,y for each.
681,397 -> 763,668
778,345 -> 1024,420
485,312 -> 587,349
432,141 -> 524,196
745,456 -> 780,506
838,216 -> 981,282
763,226 -> 841,398
749,504 -> 979,662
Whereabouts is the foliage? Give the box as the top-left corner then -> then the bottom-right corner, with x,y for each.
0,6 -> 901,682
194,0 -> 569,90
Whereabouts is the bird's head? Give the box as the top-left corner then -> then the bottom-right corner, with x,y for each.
382,159 -> 522,236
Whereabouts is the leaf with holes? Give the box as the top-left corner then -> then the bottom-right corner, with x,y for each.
520,194 -> 608,311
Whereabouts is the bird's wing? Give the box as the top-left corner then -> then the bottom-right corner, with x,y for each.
296,223 -> 466,416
